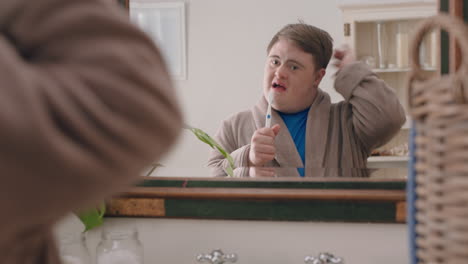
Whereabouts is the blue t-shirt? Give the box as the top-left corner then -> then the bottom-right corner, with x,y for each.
278,108 -> 309,177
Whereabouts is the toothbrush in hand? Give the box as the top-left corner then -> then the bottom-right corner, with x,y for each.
265,91 -> 274,128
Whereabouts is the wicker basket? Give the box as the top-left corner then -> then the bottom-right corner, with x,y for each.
408,14 -> 468,263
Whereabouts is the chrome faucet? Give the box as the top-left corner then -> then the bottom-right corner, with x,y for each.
305,252 -> 344,264
196,249 -> 237,264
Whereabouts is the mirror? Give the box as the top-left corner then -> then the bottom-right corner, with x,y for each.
118,0 -> 438,179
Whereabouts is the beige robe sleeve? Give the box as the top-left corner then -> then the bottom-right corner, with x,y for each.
0,0 -> 182,234
334,62 -> 406,151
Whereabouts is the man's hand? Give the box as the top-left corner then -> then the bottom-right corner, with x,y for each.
332,45 -> 356,71
248,124 -> 280,169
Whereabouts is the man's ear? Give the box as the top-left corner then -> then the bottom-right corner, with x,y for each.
314,68 -> 326,87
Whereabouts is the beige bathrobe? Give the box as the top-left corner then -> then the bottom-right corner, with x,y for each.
0,0 -> 182,263
208,62 -> 405,177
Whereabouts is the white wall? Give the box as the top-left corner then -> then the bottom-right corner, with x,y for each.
56,215 -> 409,264
139,0 -> 346,177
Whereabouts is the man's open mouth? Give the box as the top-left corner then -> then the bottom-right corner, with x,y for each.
272,82 -> 286,91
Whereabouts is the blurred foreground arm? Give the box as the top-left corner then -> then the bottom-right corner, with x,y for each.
0,0 -> 182,229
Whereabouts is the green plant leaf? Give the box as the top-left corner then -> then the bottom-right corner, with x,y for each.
186,126 -> 235,177
76,203 -> 106,232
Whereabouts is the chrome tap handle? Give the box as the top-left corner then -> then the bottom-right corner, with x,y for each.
305,252 -> 344,264
197,249 -> 237,264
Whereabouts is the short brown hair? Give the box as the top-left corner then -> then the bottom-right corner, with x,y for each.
267,23 -> 333,69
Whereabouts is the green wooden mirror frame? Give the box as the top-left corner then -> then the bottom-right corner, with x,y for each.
105,176 -> 407,223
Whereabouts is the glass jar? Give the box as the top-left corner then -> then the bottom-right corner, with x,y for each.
96,226 -> 143,264
58,232 -> 91,264
376,21 -> 388,69
396,20 -> 410,68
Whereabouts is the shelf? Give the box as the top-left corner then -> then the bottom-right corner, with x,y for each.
372,67 -> 437,73
368,156 -> 408,162
367,156 -> 409,169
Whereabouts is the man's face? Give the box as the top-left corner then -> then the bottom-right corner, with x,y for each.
263,38 -> 325,113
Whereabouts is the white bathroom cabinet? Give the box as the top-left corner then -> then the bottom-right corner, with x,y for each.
55,177 -> 407,264
56,216 -> 408,264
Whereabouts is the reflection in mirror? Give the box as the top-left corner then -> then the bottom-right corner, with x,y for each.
127,0 -> 437,178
